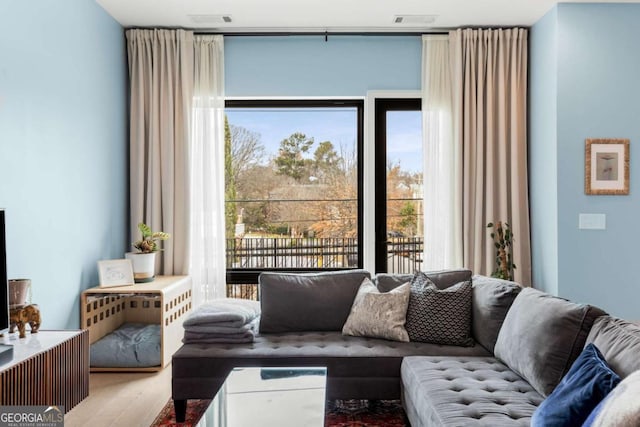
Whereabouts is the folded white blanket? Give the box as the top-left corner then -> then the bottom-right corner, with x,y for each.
183,298 -> 260,329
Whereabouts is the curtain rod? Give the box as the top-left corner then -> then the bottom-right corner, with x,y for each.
193,31 -> 449,37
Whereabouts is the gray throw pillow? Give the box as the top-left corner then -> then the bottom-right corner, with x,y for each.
471,275 -> 522,352
494,288 -> 606,397
405,271 -> 474,346
342,278 -> 411,342
586,315 -> 640,379
259,269 -> 370,333
376,269 -> 472,293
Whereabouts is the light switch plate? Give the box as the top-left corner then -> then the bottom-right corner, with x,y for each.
579,213 -> 606,230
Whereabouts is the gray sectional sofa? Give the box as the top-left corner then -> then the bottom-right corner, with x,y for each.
171,269 -> 640,425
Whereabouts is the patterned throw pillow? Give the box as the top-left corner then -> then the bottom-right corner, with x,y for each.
342,277 -> 411,342
405,271 -> 474,346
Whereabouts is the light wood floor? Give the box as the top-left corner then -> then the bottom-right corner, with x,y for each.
64,366 -> 172,427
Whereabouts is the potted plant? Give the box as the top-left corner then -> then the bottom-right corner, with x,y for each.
125,223 -> 170,283
487,221 -> 516,281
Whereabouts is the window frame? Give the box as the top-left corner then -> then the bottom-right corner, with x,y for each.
224,99 -> 365,285
374,98 -> 422,274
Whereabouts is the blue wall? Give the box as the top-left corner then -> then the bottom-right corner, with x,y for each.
0,0 -> 128,329
531,3 -> 640,319
225,36 -> 421,96
530,7 -> 559,295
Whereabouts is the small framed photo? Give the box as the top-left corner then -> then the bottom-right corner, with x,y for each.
98,259 -> 134,288
585,138 -> 630,195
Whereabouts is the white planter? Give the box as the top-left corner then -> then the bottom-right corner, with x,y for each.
125,252 -> 157,283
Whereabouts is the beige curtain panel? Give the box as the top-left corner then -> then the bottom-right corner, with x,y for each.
126,29 -> 194,276
450,28 -> 531,286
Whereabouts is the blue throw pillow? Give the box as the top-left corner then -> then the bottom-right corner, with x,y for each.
531,343 -> 620,427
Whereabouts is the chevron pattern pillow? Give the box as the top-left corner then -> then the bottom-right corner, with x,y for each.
405,271 -> 474,346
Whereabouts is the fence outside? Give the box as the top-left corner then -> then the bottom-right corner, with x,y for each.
225,237 -> 423,299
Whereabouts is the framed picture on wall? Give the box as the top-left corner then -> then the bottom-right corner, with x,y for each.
585,138 -> 630,195
98,259 -> 134,288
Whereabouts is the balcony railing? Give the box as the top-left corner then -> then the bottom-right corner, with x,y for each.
225,237 -> 423,299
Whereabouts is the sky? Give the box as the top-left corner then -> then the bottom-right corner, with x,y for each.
226,107 -> 423,173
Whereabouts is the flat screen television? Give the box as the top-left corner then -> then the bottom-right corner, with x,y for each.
0,210 -> 9,332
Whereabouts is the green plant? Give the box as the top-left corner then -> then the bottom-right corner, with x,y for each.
133,223 -> 170,253
487,221 -> 516,280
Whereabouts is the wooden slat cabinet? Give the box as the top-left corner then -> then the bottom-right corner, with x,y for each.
0,330 -> 89,413
80,275 -> 192,372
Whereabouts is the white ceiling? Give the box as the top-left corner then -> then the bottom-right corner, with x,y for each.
96,0 -> 640,32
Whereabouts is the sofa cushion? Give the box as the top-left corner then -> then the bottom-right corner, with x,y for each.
258,269 -> 370,333
406,273 -> 473,346
172,332 -> 492,400
401,356 -> 543,427
583,369 -> 640,427
531,344 -> 621,427
375,269 -> 472,292
471,275 -> 522,352
585,315 -> 640,378
494,288 -> 606,397
342,278 -> 411,342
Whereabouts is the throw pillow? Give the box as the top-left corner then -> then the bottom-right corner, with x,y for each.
375,269 -> 472,292
531,344 -> 621,427
586,316 -> 640,379
494,288 -> 606,397
405,271 -> 474,346
259,269 -> 370,333
471,275 -> 522,352
342,278 -> 411,342
583,369 -> 640,427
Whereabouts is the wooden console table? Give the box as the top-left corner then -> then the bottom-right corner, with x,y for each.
0,330 -> 89,413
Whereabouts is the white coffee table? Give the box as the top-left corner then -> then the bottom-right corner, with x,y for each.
197,367 -> 327,427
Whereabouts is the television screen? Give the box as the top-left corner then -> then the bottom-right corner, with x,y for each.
0,210 -> 8,332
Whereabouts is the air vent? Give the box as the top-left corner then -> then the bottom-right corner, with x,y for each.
393,15 -> 437,25
188,15 -> 232,24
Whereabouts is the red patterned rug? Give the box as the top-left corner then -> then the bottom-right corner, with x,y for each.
151,399 -> 408,427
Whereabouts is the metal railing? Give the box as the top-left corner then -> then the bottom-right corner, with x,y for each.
225,237 -> 424,299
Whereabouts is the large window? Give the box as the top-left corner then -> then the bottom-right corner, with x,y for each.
225,100 -> 363,294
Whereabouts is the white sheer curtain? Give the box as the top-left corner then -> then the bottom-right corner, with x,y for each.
190,35 -> 227,303
421,35 -> 463,270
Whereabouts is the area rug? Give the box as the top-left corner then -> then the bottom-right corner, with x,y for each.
326,399 -> 408,427
151,399 -> 408,427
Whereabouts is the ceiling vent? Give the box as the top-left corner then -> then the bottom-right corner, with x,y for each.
188,15 -> 232,24
393,15 -> 438,25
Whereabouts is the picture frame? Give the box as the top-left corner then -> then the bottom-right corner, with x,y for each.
585,138 -> 630,195
98,259 -> 135,288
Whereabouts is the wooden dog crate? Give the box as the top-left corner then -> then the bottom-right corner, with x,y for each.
80,275 -> 192,372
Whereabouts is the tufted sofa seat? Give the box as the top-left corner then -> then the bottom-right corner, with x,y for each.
402,356 -> 544,426
172,331 -> 491,402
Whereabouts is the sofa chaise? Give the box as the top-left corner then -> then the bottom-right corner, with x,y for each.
171,269 -> 640,425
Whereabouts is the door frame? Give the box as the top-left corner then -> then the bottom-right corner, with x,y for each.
364,91 -> 421,274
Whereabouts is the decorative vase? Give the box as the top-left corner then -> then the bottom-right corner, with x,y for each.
125,252 -> 157,283
8,279 -> 31,307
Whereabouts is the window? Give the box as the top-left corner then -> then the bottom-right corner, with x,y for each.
224,100 -> 364,295
374,99 -> 423,274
